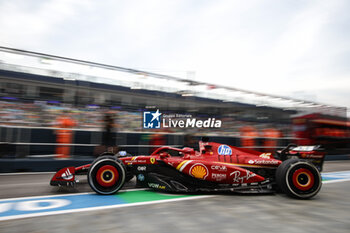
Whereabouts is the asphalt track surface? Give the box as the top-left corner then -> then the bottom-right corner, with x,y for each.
0,161 -> 349,233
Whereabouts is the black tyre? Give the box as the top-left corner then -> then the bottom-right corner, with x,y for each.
97,152 -> 134,182
97,152 -> 115,157
88,155 -> 126,195
276,159 -> 322,199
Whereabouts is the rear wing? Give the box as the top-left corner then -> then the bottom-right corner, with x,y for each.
276,144 -> 325,171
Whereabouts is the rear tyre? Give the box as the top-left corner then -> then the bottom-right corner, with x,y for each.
98,152 -> 115,157
88,155 -> 126,195
276,159 -> 322,199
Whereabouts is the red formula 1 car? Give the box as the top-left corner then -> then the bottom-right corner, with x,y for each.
51,138 -> 325,199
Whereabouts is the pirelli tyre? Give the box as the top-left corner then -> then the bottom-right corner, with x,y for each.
97,152 -> 134,182
88,155 -> 126,195
276,159 -> 322,199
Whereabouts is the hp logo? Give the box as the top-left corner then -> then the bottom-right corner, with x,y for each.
218,145 -> 232,155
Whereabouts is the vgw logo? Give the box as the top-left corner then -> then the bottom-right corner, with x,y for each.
218,145 -> 232,155
143,109 -> 162,129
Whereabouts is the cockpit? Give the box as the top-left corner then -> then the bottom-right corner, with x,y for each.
151,147 -> 196,159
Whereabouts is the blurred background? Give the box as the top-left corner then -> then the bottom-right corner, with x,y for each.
0,0 -> 349,172
0,46 -> 349,172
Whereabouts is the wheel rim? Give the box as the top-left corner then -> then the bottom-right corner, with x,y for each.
96,165 -> 119,187
292,168 -> 314,191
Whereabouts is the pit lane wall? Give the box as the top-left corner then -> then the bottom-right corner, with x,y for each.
0,126 -> 349,172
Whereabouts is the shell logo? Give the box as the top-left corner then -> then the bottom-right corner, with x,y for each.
190,164 -> 208,179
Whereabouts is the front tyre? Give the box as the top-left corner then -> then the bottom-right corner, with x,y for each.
88,156 -> 126,195
276,159 -> 322,199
